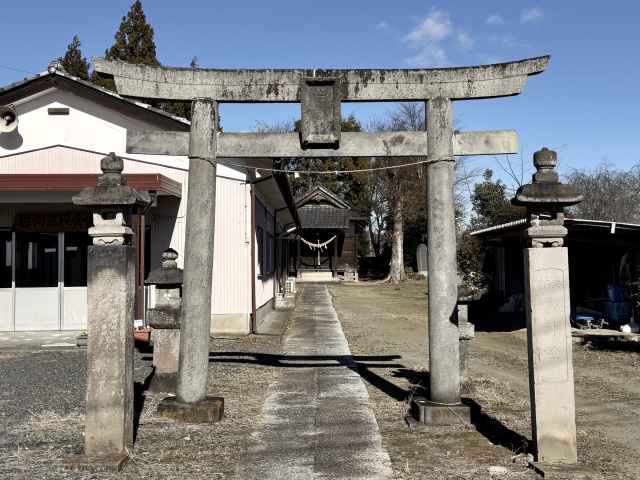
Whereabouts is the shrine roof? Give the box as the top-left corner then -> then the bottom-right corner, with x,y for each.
295,185 -> 350,209
298,205 -> 353,230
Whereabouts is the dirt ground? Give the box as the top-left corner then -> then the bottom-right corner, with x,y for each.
2,281 -> 639,479
329,280 -> 640,480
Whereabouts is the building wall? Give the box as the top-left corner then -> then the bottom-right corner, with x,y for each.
0,86 -> 266,333
254,192 -> 276,311
212,179 -> 252,313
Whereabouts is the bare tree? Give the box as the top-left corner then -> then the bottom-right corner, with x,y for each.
367,103 -> 427,283
567,162 -> 640,223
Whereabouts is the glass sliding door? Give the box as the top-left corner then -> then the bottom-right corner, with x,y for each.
0,231 -> 13,331
62,232 -> 89,330
14,232 -> 60,330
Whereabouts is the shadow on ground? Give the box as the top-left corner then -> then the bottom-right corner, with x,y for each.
464,398 -> 532,454
134,372 -> 153,442
582,339 -> 640,352
203,350 -> 531,454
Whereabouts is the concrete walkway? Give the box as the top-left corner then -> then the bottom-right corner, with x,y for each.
239,284 -> 393,480
0,330 -> 82,350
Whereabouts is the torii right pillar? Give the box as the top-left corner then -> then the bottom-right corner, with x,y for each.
512,148 -> 583,468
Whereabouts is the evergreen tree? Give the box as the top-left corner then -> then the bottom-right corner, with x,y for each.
470,169 -> 523,228
105,1 -> 159,66
59,36 -> 90,81
92,1 -> 159,91
289,113 -> 364,198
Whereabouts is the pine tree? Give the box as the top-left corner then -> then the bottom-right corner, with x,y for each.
59,36 -> 90,81
92,1 -> 159,91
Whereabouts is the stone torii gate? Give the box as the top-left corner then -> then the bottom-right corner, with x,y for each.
94,56 -> 549,423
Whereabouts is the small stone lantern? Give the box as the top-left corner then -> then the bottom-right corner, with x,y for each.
456,286 -> 479,384
512,147 -> 582,467
145,248 -> 183,393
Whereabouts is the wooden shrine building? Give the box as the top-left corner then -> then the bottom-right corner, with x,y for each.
289,186 -> 361,281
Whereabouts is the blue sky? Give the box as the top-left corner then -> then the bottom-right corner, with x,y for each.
1,1 -> 639,187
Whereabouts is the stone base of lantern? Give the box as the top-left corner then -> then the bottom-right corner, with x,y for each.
64,453 -> 129,473
528,461 -> 596,479
158,396 -> 224,424
148,372 -> 178,394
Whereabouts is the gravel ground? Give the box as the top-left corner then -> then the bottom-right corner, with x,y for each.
329,281 -> 640,480
0,350 -> 87,431
0,333 -> 282,479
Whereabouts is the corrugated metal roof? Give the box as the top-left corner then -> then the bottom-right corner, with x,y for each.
469,218 -> 527,236
470,218 -> 640,237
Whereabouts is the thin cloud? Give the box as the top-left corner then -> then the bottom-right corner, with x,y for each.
405,45 -> 448,67
488,34 -> 521,49
403,9 -> 474,67
485,14 -> 504,25
375,20 -> 389,31
457,31 -> 474,49
521,8 -> 543,23
404,9 -> 453,46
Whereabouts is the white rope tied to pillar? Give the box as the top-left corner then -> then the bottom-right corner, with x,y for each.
299,235 -> 337,251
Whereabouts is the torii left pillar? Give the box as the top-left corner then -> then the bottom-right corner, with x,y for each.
157,98 -> 224,423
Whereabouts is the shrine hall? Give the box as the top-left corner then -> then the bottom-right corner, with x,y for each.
288,186 -> 363,282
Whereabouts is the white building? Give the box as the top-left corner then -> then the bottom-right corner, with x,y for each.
0,64 -> 297,335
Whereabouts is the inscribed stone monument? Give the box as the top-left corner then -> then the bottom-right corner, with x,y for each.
66,153 -> 150,472
513,147 -> 582,465
416,243 -> 428,278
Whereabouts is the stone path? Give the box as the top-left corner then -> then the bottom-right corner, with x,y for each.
238,283 -> 393,480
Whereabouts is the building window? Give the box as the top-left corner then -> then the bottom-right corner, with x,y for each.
15,233 -> 58,288
265,233 -> 274,276
0,232 -> 11,288
256,226 -> 264,277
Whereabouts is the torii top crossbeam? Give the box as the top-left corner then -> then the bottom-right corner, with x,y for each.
93,56 -> 548,102
92,56 -> 549,159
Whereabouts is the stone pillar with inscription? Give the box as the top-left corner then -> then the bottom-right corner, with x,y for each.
416,242 -> 428,279
66,153 -> 150,472
512,148 -> 582,466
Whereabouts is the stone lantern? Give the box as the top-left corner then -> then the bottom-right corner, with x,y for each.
512,147 -> 582,467
145,248 -> 183,393
66,153 -> 150,472
512,147 -> 582,247
73,152 -> 150,246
